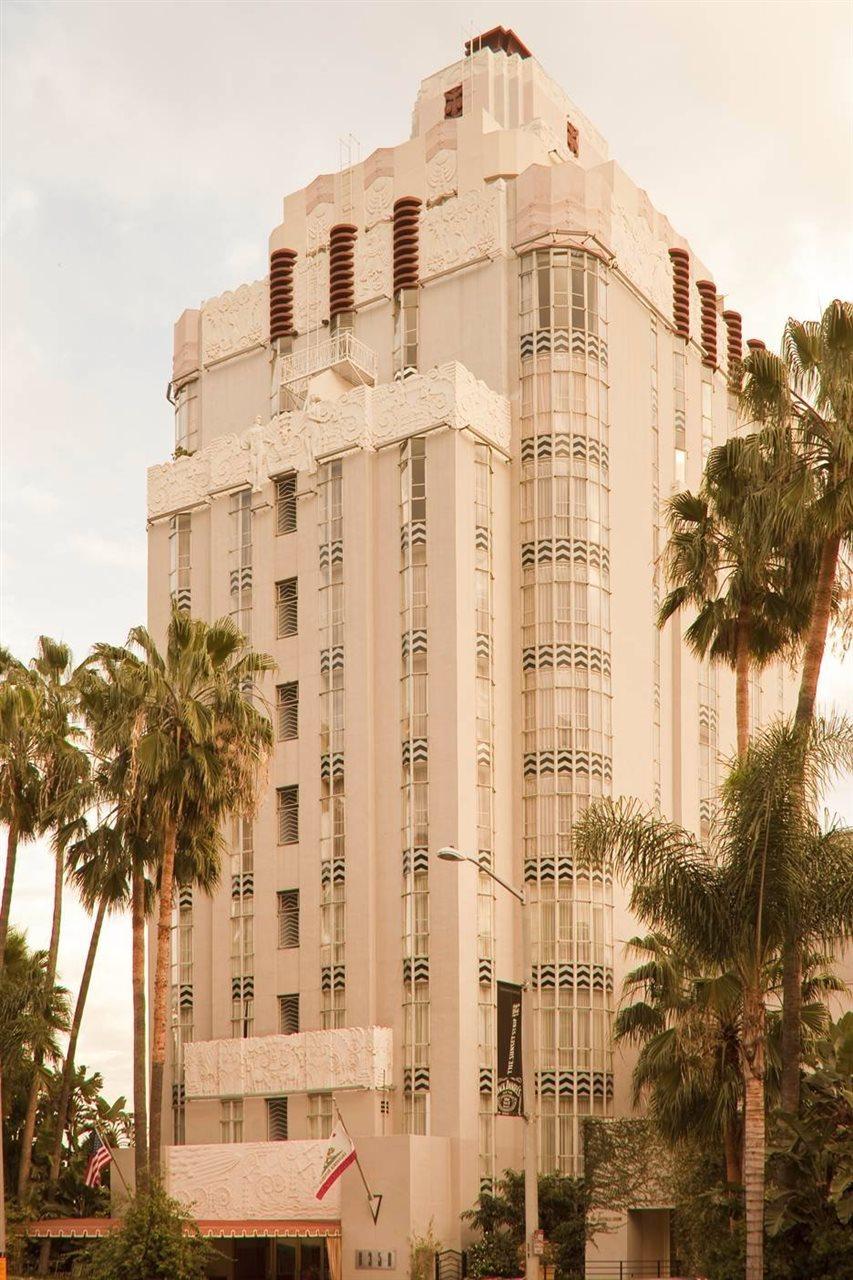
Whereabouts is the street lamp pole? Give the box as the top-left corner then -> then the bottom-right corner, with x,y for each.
438,847 -> 540,1280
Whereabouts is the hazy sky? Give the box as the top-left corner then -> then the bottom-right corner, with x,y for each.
1,0 -> 851,1105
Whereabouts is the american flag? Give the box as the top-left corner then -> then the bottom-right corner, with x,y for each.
84,1133 -> 112,1188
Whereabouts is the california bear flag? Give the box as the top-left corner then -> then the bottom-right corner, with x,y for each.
315,1125 -> 357,1200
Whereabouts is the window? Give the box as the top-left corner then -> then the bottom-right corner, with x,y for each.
220,1099 -> 243,1143
169,513 -> 191,610
276,474 -> 297,535
308,1092 -> 333,1140
266,1096 -> 288,1141
277,890 -> 300,948
444,84 -> 463,119
277,786 -> 299,844
175,380 -> 199,453
403,1092 -> 428,1136
276,682 -> 299,741
321,986 -> 346,1030
321,882 -> 346,966
230,490 -> 253,640
394,288 -> 419,379
278,993 -> 299,1035
276,578 -> 298,638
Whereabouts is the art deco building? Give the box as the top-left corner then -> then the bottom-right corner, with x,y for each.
142,26 -> 791,1280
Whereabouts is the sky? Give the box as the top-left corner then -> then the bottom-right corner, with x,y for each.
1,0 -> 851,1106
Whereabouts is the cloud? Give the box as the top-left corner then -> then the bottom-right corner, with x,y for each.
71,532 -> 146,570
14,482 -> 61,514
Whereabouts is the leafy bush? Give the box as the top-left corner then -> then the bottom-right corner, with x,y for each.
467,1233 -> 522,1279
79,1182 -> 211,1280
463,1170 -> 593,1280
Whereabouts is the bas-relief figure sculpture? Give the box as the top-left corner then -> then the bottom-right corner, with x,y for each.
147,362 -> 511,519
168,1141 -> 339,1220
421,187 -> 504,277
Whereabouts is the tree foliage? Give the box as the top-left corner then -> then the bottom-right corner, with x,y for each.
79,1183 -> 211,1280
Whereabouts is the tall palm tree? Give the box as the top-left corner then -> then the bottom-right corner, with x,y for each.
0,656 -> 43,969
739,299 -> 853,1113
16,640 -> 89,1202
573,714 -> 853,1280
658,439 -> 815,754
85,606 -> 274,1176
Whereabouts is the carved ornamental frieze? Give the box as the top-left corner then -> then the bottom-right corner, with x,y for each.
183,1025 -> 393,1099
147,362 -> 511,518
201,281 -> 267,365
167,1140 -> 339,1220
420,186 -> 504,277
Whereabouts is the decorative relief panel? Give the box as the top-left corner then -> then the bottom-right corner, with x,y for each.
354,221 -> 393,303
201,282 -> 267,365
306,204 -> 333,255
421,187 -> 504,277
167,1141 -> 338,1220
148,362 -> 511,518
608,193 -> 672,319
184,1025 -> 393,1098
426,149 -> 457,205
364,177 -> 394,228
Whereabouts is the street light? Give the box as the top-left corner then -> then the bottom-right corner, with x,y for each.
437,847 -> 540,1280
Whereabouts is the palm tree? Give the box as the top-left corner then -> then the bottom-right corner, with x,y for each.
658,439 -> 815,754
0,656 -> 43,969
573,715 -> 853,1280
35,809 -> 132,1276
85,606 -> 274,1176
615,933 -> 844,1190
739,299 -> 853,1114
16,640 -> 89,1202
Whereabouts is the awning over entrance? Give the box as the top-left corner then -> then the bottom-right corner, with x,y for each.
27,1217 -> 340,1240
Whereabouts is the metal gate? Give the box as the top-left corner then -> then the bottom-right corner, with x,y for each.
435,1249 -> 467,1280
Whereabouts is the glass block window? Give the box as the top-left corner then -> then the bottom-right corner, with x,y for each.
276,578 -> 298,638
276,474 -> 297,535
308,1092 -> 333,1140
278,993 -> 299,1035
277,890 -> 300,948
266,1096 -> 288,1141
276,682 -> 299,741
277,786 -> 299,844
220,1099 -> 243,1143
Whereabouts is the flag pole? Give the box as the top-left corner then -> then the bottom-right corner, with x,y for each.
92,1119 -> 131,1198
332,1098 -> 381,1224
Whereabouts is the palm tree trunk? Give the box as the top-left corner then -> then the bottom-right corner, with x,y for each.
17,845 -> 64,1199
777,533 -> 841,1118
742,988 -> 766,1280
723,1113 -> 741,1185
148,817 -> 177,1177
37,897 -> 106,1276
132,865 -> 149,1192
0,820 -> 19,972
794,532 -> 840,732
735,609 -> 751,755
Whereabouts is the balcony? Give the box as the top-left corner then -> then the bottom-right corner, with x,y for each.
279,331 -> 378,405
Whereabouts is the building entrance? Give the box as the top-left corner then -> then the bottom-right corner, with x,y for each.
207,1235 -> 333,1280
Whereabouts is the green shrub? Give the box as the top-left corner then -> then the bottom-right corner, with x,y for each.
78,1182 -> 211,1280
466,1234 -> 522,1279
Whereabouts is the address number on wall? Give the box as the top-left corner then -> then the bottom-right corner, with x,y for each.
355,1251 -> 396,1270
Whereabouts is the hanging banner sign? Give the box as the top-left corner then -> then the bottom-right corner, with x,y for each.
496,980 -> 524,1116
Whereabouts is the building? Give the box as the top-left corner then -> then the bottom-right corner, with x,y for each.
142,26 -> 790,1280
